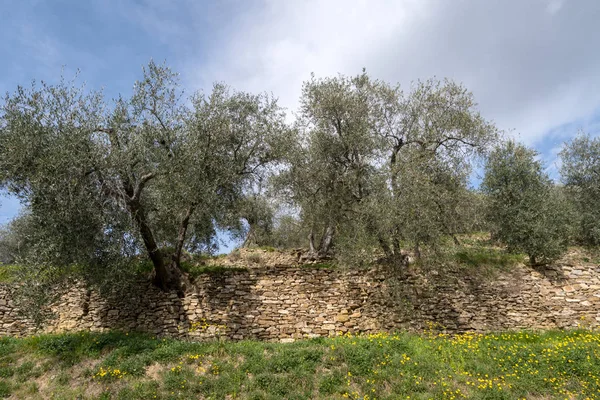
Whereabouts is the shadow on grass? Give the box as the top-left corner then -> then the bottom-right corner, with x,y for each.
453,247 -> 524,270
181,264 -> 248,280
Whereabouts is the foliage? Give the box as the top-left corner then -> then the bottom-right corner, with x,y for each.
277,72 -> 381,257
0,380 -> 10,398
560,132 -> 600,246
0,265 -> 18,283
0,61 -> 289,290
0,213 -> 34,264
482,141 -> 572,264
258,245 -> 277,252
1,61 -> 595,301
266,215 -> 309,249
454,247 -> 524,269
278,73 -> 498,262
454,191 -> 490,234
245,253 -> 262,264
180,264 -> 247,279
234,191 -> 277,248
2,330 -> 600,398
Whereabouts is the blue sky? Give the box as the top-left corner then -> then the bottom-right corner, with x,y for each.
1,0 -> 600,241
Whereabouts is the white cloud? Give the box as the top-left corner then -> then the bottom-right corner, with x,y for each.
184,0 -> 600,146
189,0 -> 428,112
546,0 -> 565,15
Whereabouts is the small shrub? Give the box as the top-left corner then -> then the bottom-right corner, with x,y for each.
132,260 -> 154,274
0,338 -> 16,357
454,247 -> 523,269
0,368 -> 12,379
229,249 -> 241,261
259,246 -> 277,252
246,253 -> 262,264
117,381 -> 160,400
0,380 -> 10,398
0,265 -> 19,283
179,261 -> 194,273
55,370 -> 70,385
14,361 -> 35,382
318,371 -> 344,395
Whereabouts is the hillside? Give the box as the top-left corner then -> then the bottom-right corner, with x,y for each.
1,237 -> 600,399
1,235 -> 600,341
1,329 -> 600,399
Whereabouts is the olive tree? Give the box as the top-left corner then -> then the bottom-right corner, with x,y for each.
279,72 -> 497,261
0,213 -> 35,264
482,141 -> 571,264
0,61 -> 288,290
236,191 -> 276,248
383,150 -> 471,257
370,78 -> 498,259
278,72 -> 380,257
560,133 -> 600,246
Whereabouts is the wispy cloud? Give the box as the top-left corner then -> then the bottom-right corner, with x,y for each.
184,0 -> 600,147
17,23 -> 62,72
546,0 -> 565,15
1,0 -> 599,221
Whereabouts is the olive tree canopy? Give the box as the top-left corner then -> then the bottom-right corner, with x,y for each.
560,133 -> 600,246
482,141 -> 572,264
278,72 -> 498,261
0,61 -> 288,290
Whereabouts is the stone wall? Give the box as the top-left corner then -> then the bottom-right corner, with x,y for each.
1,251 -> 599,341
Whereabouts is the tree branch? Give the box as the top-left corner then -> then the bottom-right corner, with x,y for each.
172,203 -> 196,267
131,172 -> 155,202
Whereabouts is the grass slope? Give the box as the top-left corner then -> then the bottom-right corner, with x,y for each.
0,329 -> 599,399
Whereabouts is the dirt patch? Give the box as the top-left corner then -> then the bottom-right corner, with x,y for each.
145,363 -> 163,381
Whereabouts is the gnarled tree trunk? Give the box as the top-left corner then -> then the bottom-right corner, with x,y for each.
318,225 -> 335,257
128,199 -> 173,290
243,222 -> 257,248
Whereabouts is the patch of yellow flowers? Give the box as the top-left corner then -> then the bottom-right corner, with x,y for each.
187,318 -> 227,333
93,366 -> 126,380
329,327 -> 600,400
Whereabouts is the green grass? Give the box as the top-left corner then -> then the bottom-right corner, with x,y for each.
0,264 -> 19,283
180,264 -> 248,278
1,329 -> 600,399
300,262 -> 336,269
0,380 -> 11,398
454,247 -> 524,269
257,246 -> 277,253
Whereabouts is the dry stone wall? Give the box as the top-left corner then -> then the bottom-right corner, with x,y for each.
1,251 -> 599,341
